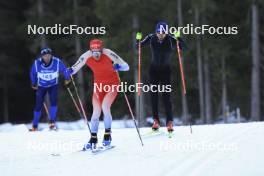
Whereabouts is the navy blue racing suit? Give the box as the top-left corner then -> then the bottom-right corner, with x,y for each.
138,34 -> 186,123
30,56 -> 70,127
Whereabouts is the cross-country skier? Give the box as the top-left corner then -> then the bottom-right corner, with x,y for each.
29,47 -> 71,131
69,39 -> 129,149
137,21 -> 187,132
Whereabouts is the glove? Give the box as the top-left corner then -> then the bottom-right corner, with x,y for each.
32,84 -> 38,90
136,32 -> 143,40
113,64 -> 122,71
174,31 -> 181,39
64,79 -> 71,87
67,68 -> 74,75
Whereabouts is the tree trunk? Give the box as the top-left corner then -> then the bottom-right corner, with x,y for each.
37,0 -> 46,47
204,49 -> 212,123
73,0 -> 86,106
221,55 -> 228,123
177,0 -> 189,124
38,0 -> 49,121
250,3 -> 260,121
195,7 -> 205,121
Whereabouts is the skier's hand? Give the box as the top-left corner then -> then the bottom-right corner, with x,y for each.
32,84 -> 38,90
67,67 -> 74,75
174,31 -> 181,39
136,32 -> 143,41
64,79 -> 71,87
135,32 -> 143,49
113,64 -> 122,71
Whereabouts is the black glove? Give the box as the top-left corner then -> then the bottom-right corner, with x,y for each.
178,37 -> 188,51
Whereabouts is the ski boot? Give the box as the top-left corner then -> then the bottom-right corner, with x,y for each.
49,120 -> 57,131
29,125 -> 38,132
102,129 -> 112,146
166,121 -> 174,133
152,118 -> 160,131
83,133 -> 98,151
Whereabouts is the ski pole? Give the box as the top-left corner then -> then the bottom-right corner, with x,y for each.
175,32 -> 192,133
43,102 -> 51,120
70,75 -> 91,133
175,32 -> 187,95
136,32 -> 142,128
136,32 -> 142,96
66,87 -> 85,121
117,72 -> 144,146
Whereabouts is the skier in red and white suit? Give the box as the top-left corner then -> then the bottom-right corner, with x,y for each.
70,39 -> 129,149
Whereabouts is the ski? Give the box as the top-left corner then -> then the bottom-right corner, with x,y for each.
91,145 -> 115,155
51,145 -> 115,157
142,129 -> 174,139
51,149 -> 84,157
167,132 -> 174,138
142,130 -> 165,138
28,127 -> 58,132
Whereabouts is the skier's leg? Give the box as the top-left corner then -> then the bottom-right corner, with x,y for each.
48,85 -> 58,123
101,90 -> 118,145
161,92 -> 173,122
150,67 -> 160,130
102,90 -> 118,130
83,92 -> 101,150
149,68 -> 159,121
161,70 -> 173,131
90,92 -> 102,133
32,87 -> 46,129
151,92 -> 159,119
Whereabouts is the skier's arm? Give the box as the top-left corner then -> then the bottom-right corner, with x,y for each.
170,35 -> 188,51
30,61 -> 38,86
58,59 -> 70,80
70,51 -> 92,75
103,49 -> 129,71
136,34 -> 153,48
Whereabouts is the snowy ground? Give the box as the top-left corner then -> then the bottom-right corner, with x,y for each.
0,122 -> 263,176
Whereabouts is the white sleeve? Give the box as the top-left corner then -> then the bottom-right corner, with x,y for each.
71,50 -> 92,74
103,48 -> 129,71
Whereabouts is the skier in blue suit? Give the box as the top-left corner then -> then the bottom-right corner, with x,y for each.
29,47 -> 71,131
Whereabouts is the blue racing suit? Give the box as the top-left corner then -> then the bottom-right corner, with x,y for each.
30,56 -> 70,127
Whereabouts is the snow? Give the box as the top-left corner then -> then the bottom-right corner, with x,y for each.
0,120 -> 135,132
0,122 -> 263,176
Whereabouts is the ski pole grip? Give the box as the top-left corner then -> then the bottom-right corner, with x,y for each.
174,31 -> 181,39
136,32 -> 142,40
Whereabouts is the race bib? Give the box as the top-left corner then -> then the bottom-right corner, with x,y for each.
38,72 -> 58,81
